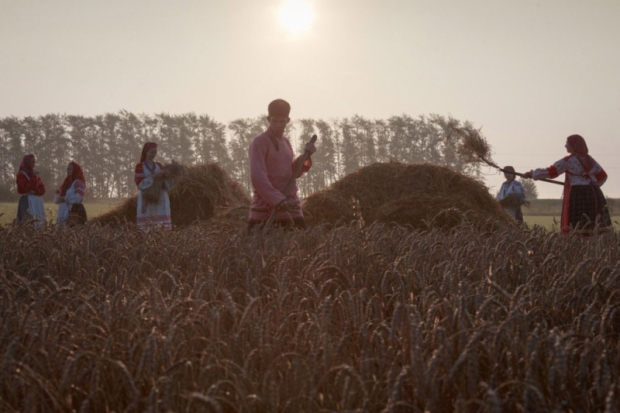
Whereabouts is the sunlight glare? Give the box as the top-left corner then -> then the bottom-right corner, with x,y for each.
278,0 -> 316,38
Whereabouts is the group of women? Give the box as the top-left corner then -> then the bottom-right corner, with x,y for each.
16,142 -> 172,231
15,136 -> 611,236
16,154 -> 87,228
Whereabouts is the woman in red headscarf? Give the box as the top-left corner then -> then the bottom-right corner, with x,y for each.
16,153 -> 47,227
134,142 -> 171,231
524,135 -> 611,236
54,161 -> 87,227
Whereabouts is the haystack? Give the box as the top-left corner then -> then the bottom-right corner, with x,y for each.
92,164 -> 250,227
303,161 -> 513,230
300,189 -> 357,226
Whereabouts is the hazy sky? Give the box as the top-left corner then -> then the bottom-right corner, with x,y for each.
2,0 -> 619,198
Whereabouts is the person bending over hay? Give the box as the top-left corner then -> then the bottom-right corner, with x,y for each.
134,142 -> 176,231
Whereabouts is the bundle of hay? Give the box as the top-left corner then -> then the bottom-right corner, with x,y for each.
93,163 -> 250,227
448,122 -> 494,165
300,189 -> 357,227
498,193 -> 529,209
142,161 -> 185,204
206,205 -> 251,230
168,164 -> 250,226
303,161 -> 513,230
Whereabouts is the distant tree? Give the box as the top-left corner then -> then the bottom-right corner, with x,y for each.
520,178 -> 538,200
228,117 -> 266,194
374,119 -> 391,163
387,114 -> 423,164
314,120 -> 338,188
0,117 -> 24,188
0,112 -> 493,200
412,115 -> 443,164
194,114 -> 230,170
67,115 -> 98,196
117,111 -> 148,197
339,118 -> 360,175
295,119 -> 338,197
348,115 -> 376,168
39,114 -> 71,200
158,113 -> 194,165
141,113 -> 162,143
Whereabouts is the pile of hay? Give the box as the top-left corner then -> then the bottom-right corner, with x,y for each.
302,161 -> 513,230
300,189 -> 357,226
92,164 -> 250,227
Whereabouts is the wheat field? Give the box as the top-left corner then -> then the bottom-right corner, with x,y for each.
1,221 -> 619,412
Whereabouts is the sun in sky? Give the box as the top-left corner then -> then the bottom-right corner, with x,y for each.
277,0 -> 316,38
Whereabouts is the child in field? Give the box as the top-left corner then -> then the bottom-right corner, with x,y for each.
54,161 -> 87,227
16,153 -> 47,228
523,134 -> 611,236
134,142 -> 172,231
247,99 -> 316,230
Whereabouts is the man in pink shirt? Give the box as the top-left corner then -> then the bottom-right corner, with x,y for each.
247,99 -> 316,230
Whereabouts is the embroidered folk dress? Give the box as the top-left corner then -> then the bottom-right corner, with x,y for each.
248,130 -> 312,224
16,171 -> 47,228
54,180 -> 86,227
496,180 -> 526,221
532,154 -> 609,235
134,161 -> 172,231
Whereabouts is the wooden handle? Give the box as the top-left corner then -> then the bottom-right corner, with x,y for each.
499,168 -> 563,186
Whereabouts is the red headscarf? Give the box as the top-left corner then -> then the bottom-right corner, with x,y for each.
567,134 -> 594,172
59,161 -> 86,196
19,154 -> 35,177
140,142 -> 158,163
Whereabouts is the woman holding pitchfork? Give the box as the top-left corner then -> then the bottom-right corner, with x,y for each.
523,134 -> 611,236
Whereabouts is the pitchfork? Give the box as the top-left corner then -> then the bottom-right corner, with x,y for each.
480,156 -> 563,186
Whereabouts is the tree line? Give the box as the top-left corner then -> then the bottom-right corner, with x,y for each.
0,111 -> 501,201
